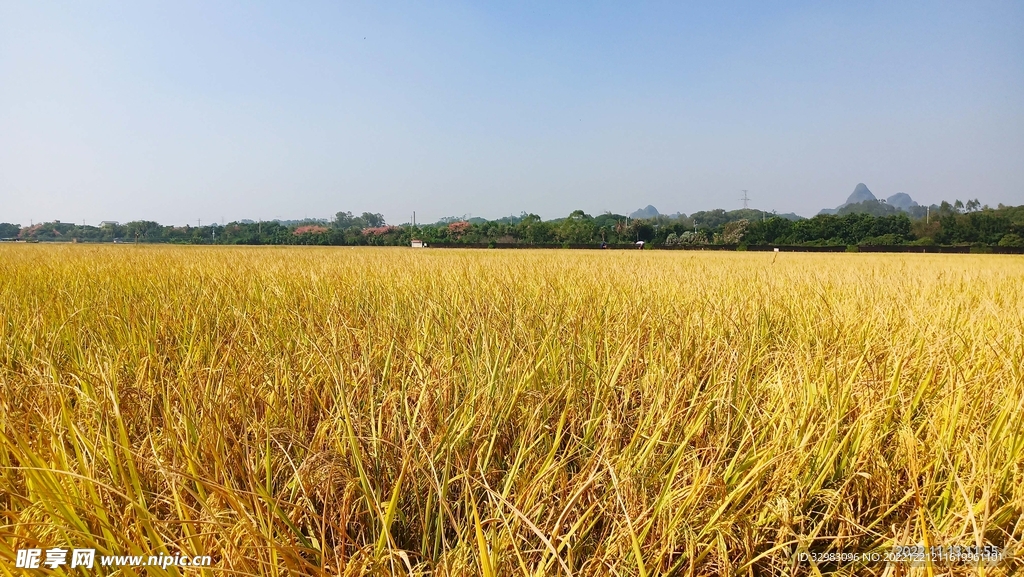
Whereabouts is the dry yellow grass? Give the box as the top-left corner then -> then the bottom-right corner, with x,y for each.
1,245 -> 1022,576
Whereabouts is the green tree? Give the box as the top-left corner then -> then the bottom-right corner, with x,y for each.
517,214 -> 554,244
361,212 -> 385,227
557,210 -> 596,244
333,211 -> 356,228
0,223 -> 21,238
997,233 -> 1023,247
744,217 -> 794,244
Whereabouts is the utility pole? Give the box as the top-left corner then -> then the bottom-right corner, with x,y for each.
413,211 -> 416,226
926,206 -> 930,224
740,190 -> 750,209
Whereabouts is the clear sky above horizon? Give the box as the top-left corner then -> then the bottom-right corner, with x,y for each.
2,1 -> 1022,225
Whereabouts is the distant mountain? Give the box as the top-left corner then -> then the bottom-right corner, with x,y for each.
886,192 -> 919,211
273,218 -> 330,226
625,205 -> 806,222
775,212 -> 805,221
836,200 -> 899,217
630,205 -> 660,219
846,183 -> 877,204
819,184 -> 922,216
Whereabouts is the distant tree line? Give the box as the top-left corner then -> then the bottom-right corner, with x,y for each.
3,201 -> 1022,248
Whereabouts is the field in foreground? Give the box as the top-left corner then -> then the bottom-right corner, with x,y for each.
1,245 -> 1022,576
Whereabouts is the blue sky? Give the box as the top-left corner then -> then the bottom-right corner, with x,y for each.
1,1 -> 1021,224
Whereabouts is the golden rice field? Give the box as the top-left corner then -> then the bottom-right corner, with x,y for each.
1,245 -> 1023,576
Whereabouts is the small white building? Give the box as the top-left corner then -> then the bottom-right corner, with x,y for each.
411,239 -> 426,248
